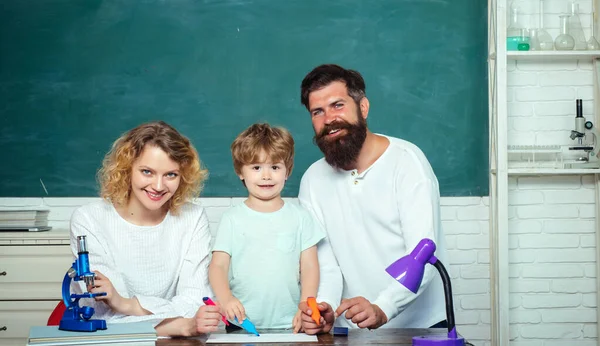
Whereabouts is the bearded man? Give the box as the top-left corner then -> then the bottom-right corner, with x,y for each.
296,64 -> 449,334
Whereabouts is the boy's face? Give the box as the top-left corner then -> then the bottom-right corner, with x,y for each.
239,151 -> 287,204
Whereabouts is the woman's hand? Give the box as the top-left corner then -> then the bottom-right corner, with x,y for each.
88,270 -> 149,316
194,304 -> 222,334
89,270 -> 127,313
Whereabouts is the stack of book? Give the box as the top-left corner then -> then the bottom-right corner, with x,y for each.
27,322 -> 157,346
0,210 -> 51,231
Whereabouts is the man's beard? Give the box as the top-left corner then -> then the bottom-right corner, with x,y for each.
314,115 -> 367,170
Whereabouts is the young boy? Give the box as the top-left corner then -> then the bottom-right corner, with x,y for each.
208,123 -> 324,331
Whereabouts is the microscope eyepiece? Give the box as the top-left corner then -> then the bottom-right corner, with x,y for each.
576,99 -> 583,117
77,235 -> 88,253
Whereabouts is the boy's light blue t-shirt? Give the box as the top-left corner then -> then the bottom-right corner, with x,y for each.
212,201 -> 325,329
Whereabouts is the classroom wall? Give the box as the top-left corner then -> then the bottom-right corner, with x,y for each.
506,0 -> 598,343
0,196 -> 492,345
4,2 -> 599,345
7,54 -> 600,346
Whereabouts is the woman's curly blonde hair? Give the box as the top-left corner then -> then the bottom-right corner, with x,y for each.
97,121 -> 208,215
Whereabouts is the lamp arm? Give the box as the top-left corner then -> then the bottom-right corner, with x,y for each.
432,260 -> 456,334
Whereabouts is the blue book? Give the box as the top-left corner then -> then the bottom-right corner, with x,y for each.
28,322 -> 156,346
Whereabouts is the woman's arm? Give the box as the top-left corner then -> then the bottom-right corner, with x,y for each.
155,317 -> 197,337
69,207 -> 133,320
154,303 -> 222,337
89,271 -> 150,316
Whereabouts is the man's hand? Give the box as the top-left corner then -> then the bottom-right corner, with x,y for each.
194,304 -> 222,334
297,300 -> 334,334
335,297 -> 387,329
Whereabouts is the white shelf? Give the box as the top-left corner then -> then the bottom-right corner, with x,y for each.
506,50 -> 600,60
507,168 -> 600,175
0,229 -> 68,241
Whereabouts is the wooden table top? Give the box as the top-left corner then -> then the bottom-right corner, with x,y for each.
156,328 -> 448,345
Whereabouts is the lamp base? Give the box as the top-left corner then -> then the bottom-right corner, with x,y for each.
413,335 -> 465,346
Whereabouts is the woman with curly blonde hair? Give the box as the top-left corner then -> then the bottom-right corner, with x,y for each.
69,121 -> 223,336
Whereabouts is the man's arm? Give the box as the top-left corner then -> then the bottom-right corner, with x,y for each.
335,156 -> 443,329
373,177 -> 441,322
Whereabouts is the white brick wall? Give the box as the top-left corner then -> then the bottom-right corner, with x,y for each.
506,1 -> 599,342
508,178 -> 598,344
0,196 -> 492,345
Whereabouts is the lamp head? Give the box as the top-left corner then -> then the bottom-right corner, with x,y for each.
385,238 -> 437,293
385,238 -> 465,346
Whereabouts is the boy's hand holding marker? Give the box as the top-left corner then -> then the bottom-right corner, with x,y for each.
221,295 -> 246,323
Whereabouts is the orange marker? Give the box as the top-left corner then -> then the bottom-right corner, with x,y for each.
307,297 -> 321,325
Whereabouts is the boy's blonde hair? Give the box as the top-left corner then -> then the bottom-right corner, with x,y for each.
231,123 -> 294,176
97,121 -> 208,214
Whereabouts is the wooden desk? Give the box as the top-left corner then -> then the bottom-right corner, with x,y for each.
156,328 -> 447,345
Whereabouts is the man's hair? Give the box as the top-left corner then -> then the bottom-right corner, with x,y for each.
231,123 -> 295,176
300,64 -> 366,110
97,121 -> 207,214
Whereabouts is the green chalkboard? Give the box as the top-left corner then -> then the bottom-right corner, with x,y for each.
0,0 -> 488,197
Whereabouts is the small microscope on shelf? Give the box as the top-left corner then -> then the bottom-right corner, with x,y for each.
567,99 -> 600,169
59,235 -> 107,332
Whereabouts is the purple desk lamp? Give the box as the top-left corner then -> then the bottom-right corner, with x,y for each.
385,238 -> 465,346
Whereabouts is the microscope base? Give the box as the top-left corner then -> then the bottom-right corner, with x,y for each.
59,318 -> 107,332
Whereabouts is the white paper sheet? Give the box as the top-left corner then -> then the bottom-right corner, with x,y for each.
206,333 -> 318,343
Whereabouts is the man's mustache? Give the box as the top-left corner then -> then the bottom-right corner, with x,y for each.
317,121 -> 353,139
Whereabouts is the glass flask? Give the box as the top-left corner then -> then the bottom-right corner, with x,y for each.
529,29 -> 542,51
587,10 -> 600,50
568,2 -> 587,50
555,14 -> 575,50
537,0 -> 554,50
507,6 -> 530,51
